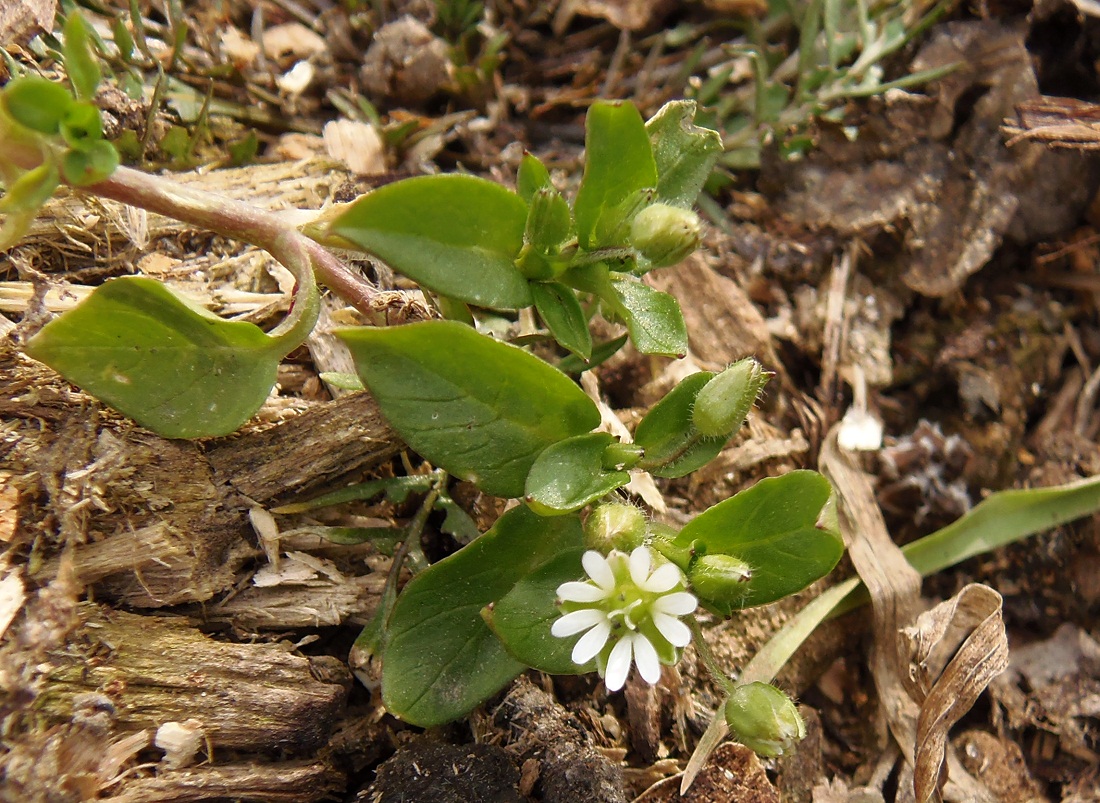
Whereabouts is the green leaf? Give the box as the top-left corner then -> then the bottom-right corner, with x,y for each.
517,152 -> 552,203
574,101 -> 658,249
558,334 -> 627,375
382,506 -> 584,726
525,186 -> 573,255
607,276 -> 687,358
635,371 -> 726,478
525,433 -> 630,515
60,101 -> 103,147
0,162 -> 59,214
61,139 -> 119,186
674,471 -> 842,614
531,282 -> 592,360
63,13 -> 103,101
272,475 -> 436,514
486,546 -> 595,674
3,76 -> 73,134
328,174 -> 532,310
338,320 -> 601,498
24,277 -> 286,439
645,100 -> 723,208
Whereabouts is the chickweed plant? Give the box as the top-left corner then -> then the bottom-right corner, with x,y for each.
6,14 -> 1100,775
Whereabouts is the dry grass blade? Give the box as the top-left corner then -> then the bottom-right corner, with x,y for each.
907,584 -> 1009,803
819,428 -> 1002,803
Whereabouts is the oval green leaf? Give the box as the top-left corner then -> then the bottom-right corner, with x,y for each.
645,100 -> 723,208
531,282 -> 592,360
486,546 -> 595,675
607,276 -> 687,358
338,320 -> 601,498
674,471 -> 843,614
328,174 -> 532,310
24,277 -> 285,438
382,506 -> 584,726
574,101 -> 658,249
525,432 -> 630,515
3,76 -> 73,134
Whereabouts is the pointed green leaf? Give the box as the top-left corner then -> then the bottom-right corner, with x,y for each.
486,546 -> 595,674
531,282 -> 592,360
607,276 -> 687,357
63,13 -> 103,101
24,277 -> 285,438
674,471 -> 842,614
574,101 -> 658,249
382,506 -> 584,726
328,174 -> 532,310
338,320 -> 601,498
645,100 -> 723,208
635,371 -> 728,478
525,433 -> 630,515
517,152 -> 552,203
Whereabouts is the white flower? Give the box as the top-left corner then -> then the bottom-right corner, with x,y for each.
551,546 -> 697,692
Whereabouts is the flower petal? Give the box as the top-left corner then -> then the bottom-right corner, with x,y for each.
557,581 -> 609,603
628,546 -> 652,587
641,562 -> 682,593
633,633 -> 661,684
552,608 -> 607,637
652,611 -> 691,647
653,591 -> 698,616
604,634 -> 634,691
571,620 -> 611,664
582,550 -> 616,591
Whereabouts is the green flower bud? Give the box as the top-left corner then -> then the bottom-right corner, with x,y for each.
724,682 -> 806,758
687,554 -> 753,604
584,502 -> 647,553
691,358 -> 771,438
629,203 -> 702,270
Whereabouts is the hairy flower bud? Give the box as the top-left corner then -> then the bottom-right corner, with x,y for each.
724,682 -> 806,758
629,203 -> 702,270
687,554 -> 753,604
585,502 -> 647,553
691,358 -> 771,438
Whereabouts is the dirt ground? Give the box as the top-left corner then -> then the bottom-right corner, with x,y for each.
2,1 -> 1100,801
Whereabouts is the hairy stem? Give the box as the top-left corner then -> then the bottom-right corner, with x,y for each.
82,165 -> 377,317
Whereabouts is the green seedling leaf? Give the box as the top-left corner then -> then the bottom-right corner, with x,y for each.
558,334 -> 628,374
675,471 -> 842,614
329,174 -> 532,310
436,492 -> 479,543
60,101 -> 103,147
63,13 -> 102,101
574,101 -> 658,249
532,282 -> 592,360
486,546 -> 594,674
382,505 -> 584,726
525,433 -> 630,516
645,100 -> 723,208
517,152 -> 552,203
339,320 -> 601,498
3,76 -> 73,134
606,276 -> 688,358
525,186 -> 573,255
24,276 -> 286,439
272,475 -> 436,514
280,525 -> 404,552
0,161 -> 59,214
61,139 -> 119,186
635,371 -> 726,478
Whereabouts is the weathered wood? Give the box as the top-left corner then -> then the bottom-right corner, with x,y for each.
100,761 -> 347,803
37,603 -> 352,753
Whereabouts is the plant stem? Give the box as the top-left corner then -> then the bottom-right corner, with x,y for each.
687,616 -> 738,696
84,165 -> 377,317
